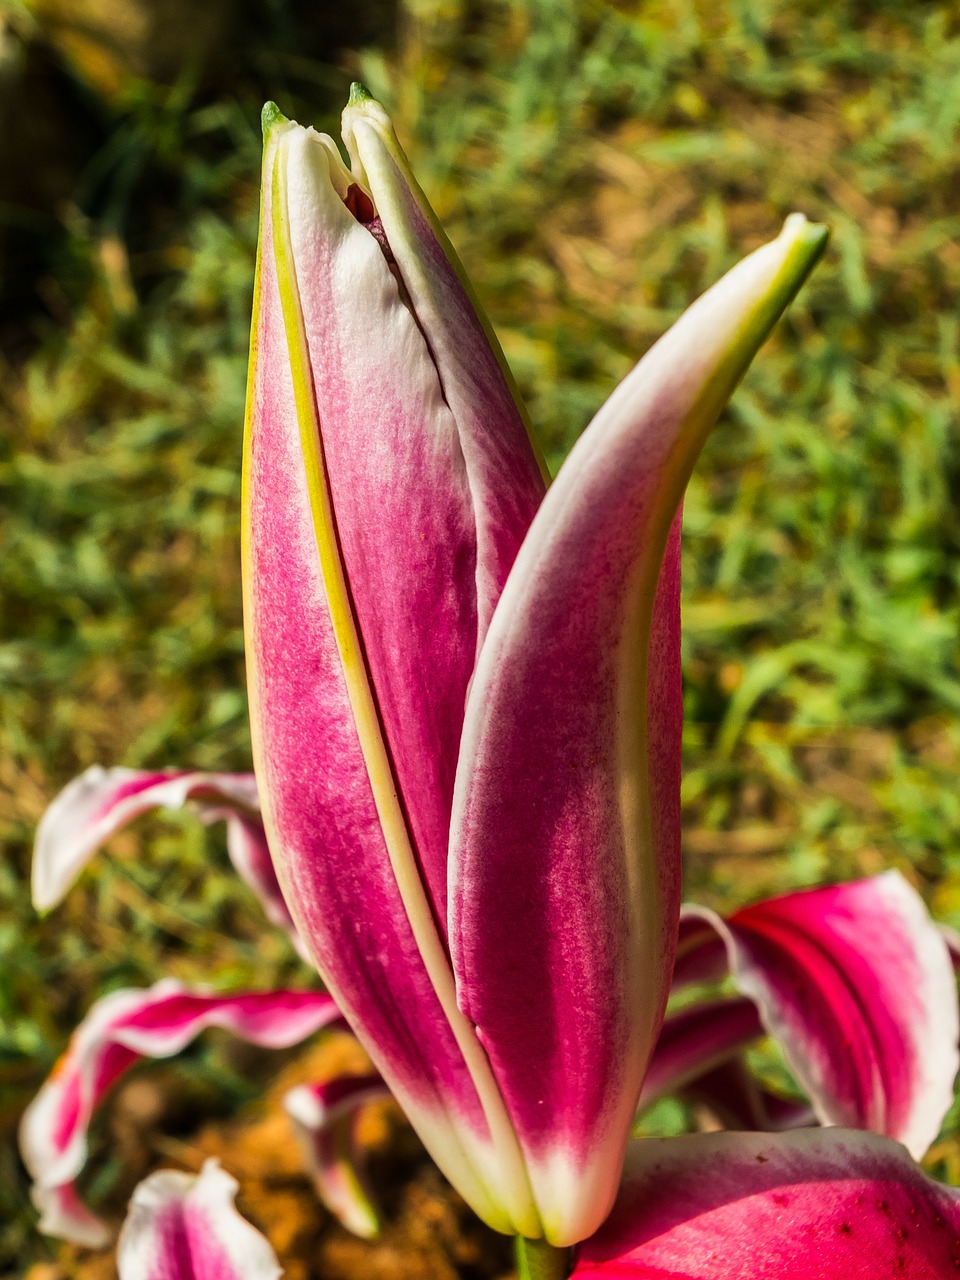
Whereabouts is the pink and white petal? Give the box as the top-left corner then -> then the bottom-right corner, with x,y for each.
638,998 -> 763,1112
33,766 -> 261,911
450,216 -> 826,1246
284,1074 -> 389,1238
32,1179 -> 112,1249
243,111 -> 540,1237
683,871 -> 959,1158
20,980 -> 342,1243
341,90 -> 548,641
117,1159 -> 282,1280
573,1129 -> 960,1279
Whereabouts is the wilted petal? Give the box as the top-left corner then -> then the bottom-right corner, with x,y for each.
284,1073 -> 389,1238
638,998 -> 763,1112
20,981 -> 341,1243
117,1159 -> 281,1280
573,1129 -> 960,1278
450,216 -> 826,1245
243,110 -> 535,1236
680,871 -> 959,1158
32,766 -> 301,953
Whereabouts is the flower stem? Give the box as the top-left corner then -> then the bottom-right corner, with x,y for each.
514,1236 -> 570,1280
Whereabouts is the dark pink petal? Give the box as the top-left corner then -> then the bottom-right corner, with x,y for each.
681,872 -> 959,1158
242,112 -> 535,1236
20,981 -> 341,1243
117,1159 -> 281,1280
450,216 -> 826,1244
32,766 -> 302,953
573,1129 -> 960,1278
284,1073 -> 389,1238
638,998 -> 763,1112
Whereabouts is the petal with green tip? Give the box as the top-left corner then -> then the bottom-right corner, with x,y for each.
449,216 -> 827,1247
243,112 -> 539,1237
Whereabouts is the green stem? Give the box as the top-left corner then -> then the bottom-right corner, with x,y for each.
514,1236 -> 571,1280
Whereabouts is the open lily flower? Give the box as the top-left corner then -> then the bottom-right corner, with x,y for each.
117,1160 -> 281,1280
242,85 -> 826,1246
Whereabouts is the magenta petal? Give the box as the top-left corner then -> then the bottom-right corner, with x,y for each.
20,981 -> 341,1243
284,1073 -> 389,1238
32,766 -> 302,953
573,1129 -> 960,1279
638,998 -> 763,1112
243,115 -> 534,1236
450,217 -> 826,1245
681,872 -> 959,1158
257,107 -> 543,939
117,1159 -> 281,1280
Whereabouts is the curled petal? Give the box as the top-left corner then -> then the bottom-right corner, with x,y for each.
680,871 -> 959,1158
284,1073 -> 389,1238
638,997 -> 763,1112
32,766 -> 302,954
20,981 -> 341,1243
450,215 -> 826,1245
573,1129 -> 960,1279
117,1159 -> 282,1280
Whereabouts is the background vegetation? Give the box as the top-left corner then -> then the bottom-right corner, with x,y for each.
3,0 -> 960,1273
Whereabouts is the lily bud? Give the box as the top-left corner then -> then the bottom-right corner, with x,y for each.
242,87 -> 826,1243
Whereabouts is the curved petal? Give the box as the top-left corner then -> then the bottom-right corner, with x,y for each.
284,1073 -> 389,1238
450,216 -> 827,1245
681,871 -> 959,1159
243,110 -> 535,1236
20,981 -> 341,1244
32,766 -> 302,954
573,1129 -> 960,1278
638,998 -> 763,1112
117,1159 -> 282,1280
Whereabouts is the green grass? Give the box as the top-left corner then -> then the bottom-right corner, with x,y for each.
4,0 -> 960,1271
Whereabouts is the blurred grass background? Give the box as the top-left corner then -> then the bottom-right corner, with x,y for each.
3,0 -> 960,1272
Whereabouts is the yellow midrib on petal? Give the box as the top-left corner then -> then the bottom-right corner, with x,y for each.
269,139 -> 542,1240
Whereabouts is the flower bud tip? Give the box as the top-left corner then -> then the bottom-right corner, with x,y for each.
261,101 -> 288,139
348,82 -> 375,106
